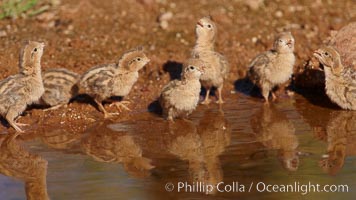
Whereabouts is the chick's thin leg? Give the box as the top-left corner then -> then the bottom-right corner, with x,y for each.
216,84 -> 224,104
110,101 -> 131,112
261,83 -> 271,103
201,88 -> 211,105
94,99 -> 118,118
271,92 -> 277,101
13,116 -> 29,126
167,108 -> 174,121
43,104 -> 67,112
6,108 -> 24,133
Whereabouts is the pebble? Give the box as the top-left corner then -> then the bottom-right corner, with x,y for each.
0,30 -> 7,37
275,10 -> 283,18
158,12 -> 173,30
251,37 -> 258,43
244,0 -> 264,11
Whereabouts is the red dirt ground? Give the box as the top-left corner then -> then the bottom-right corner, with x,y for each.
0,0 -> 355,134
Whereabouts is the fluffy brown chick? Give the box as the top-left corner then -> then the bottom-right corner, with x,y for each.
159,58 -> 205,121
0,41 -> 45,132
314,46 -> 356,110
192,16 -> 229,104
248,32 -> 295,102
40,68 -> 80,110
79,47 -> 150,118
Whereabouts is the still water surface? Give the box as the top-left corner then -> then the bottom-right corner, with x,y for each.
1,93 -> 356,200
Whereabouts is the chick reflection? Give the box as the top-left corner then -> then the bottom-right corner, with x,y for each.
0,133 -> 49,200
168,109 -> 231,194
251,104 -> 299,171
40,129 -> 82,150
319,111 -> 356,175
81,123 -> 154,178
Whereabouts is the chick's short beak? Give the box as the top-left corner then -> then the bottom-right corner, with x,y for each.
312,50 -> 325,71
197,21 -> 204,27
200,66 -> 205,74
286,40 -> 293,47
313,50 -> 322,58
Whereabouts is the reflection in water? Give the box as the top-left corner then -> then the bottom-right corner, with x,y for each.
0,133 -> 49,200
81,123 -> 155,178
41,128 -> 82,150
168,109 -> 231,194
319,111 -> 356,175
250,104 -> 299,171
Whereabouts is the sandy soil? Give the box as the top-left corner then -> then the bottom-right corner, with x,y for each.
0,0 -> 355,133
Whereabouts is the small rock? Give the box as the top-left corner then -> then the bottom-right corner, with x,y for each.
158,11 -> 173,30
160,20 -> 169,30
36,12 -> 56,22
169,3 -> 176,9
275,10 -> 283,18
180,38 -> 188,45
63,24 -> 74,35
0,30 -> 7,37
251,37 -> 258,43
244,0 -> 264,11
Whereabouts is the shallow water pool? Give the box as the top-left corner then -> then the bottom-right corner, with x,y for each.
1,93 -> 356,200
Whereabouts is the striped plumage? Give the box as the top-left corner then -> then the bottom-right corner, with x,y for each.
0,41 -> 45,132
314,46 -> 356,110
79,48 -> 150,118
40,68 -> 80,108
79,64 -> 117,101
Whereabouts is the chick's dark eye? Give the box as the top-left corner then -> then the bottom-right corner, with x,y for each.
189,66 -> 195,70
324,52 -> 329,56
137,58 -> 141,61
207,24 -> 212,28
34,48 -> 37,52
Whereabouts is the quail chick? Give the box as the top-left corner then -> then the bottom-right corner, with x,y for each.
192,16 -> 229,104
248,32 -> 295,102
159,58 -> 204,121
40,68 -> 80,110
314,46 -> 356,110
79,47 -> 150,118
0,41 -> 45,132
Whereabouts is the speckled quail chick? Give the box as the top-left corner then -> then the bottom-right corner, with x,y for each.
79,47 -> 150,118
0,41 -> 45,132
40,68 -> 80,110
159,58 -> 205,121
192,16 -> 229,104
314,46 -> 356,110
248,32 -> 295,102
